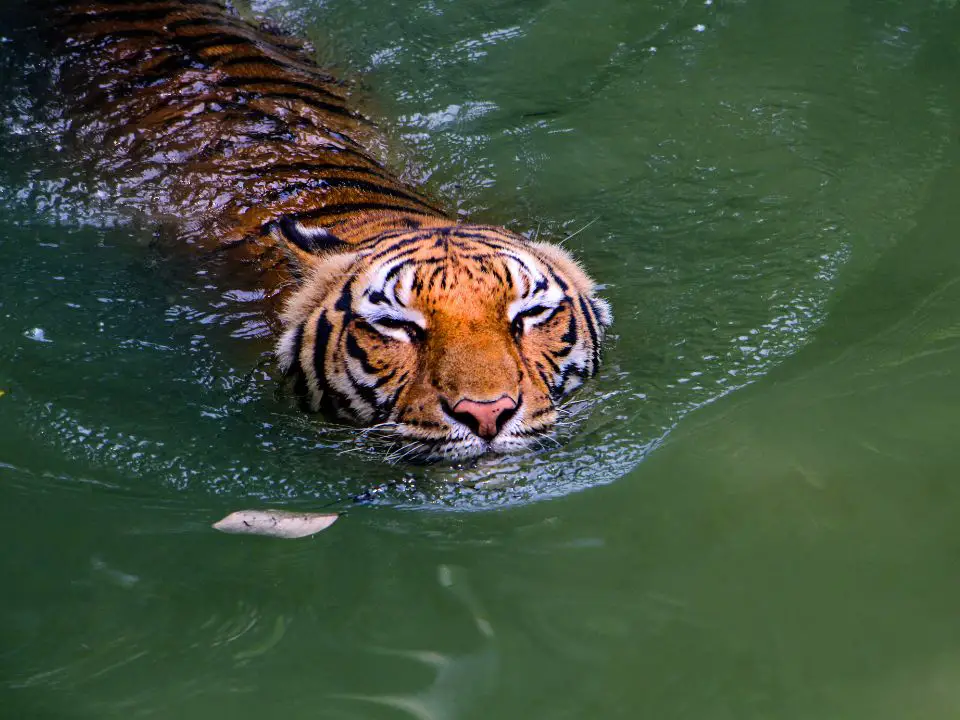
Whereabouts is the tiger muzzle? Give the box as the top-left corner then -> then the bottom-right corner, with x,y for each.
446,395 -> 519,441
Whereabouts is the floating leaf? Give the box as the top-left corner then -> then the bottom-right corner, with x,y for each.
0,390 -> 5,399
213,509 -> 338,538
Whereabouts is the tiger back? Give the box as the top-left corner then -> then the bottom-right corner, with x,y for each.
53,0 -> 452,277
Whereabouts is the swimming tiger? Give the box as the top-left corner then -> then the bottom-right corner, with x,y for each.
46,0 -> 612,461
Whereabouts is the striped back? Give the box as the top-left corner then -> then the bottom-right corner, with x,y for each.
52,0 -> 451,269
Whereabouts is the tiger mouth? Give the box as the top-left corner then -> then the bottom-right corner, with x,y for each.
369,425 -> 554,464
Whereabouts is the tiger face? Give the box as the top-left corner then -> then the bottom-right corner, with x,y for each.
277,224 -> 612,461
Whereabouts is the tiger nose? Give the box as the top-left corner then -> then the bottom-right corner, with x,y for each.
449,396 -> 518,441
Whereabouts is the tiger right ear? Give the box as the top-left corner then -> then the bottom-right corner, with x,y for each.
276,215 -> 349,255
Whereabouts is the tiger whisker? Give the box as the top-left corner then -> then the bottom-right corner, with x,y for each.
534,431 -> 561,448
557,216 -> 599,248
391,445 -> 427,464
526,435 -> 547,452
556,400 -> 602,418
384,439 -> 427,464
356,421 -> 401,440
557,397 -> 599,410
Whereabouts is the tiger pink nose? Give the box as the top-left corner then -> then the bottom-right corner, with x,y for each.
450,396 -> 518,441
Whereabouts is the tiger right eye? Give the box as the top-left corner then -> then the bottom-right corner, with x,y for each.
375,317 -> 426,343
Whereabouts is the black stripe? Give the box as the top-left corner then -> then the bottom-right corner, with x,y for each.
182,34 -> 251,52
86,0 -> 225,5
554,365 -> 586,398
381,258 -> 416,289
218,75 -> 344,103
296,202 -> 441,222
165,16 -> 236,33
244,90 -> 357,119
78,54 -> 208,105
577,295 -> 600,374
199,126 -> 373,162
346,330 -> 379,377
298,177 -> 436,211
174,25 -> 320,62
342,334 -> 396,419
373,368 -> 397,389
343,363 -> 383,419
250,161 -> 392,181
137,51 -> 208,77
426,265 -> 445,291
529,406 -> 554,420
58,7 -> 178,27
334,280 -> 354,316
368,231 -> 444,260
275,216 -> 347,254
312,310 -> 364,419
284,323 -> 305,376
503,264 -> 514,290
542,264 -> 569,292
537,366 -> 555,393
555,309 -> 577,358
215,54 -> 338,84
66,27 -> 164,42
150,101 -> 288,133
254,170 -> 413,205
379,254 -> 443,278
542,353 -> 561,375
362,225 -> 435,246
312,310 -> 333,383
169,16 -> 308,50
284,323 -> 310,407
448,229 -> 523,246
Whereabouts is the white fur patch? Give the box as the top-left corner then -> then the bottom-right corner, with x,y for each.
276,325 -> 301,374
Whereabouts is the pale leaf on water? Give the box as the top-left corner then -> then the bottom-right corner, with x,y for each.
212,510 -> 338,538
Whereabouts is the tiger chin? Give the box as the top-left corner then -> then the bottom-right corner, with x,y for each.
275,221 -> 612,462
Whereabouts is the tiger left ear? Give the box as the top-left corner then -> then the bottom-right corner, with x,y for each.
276,215 -> 349,255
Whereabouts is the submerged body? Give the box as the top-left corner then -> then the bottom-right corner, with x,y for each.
50,0 -> 611,460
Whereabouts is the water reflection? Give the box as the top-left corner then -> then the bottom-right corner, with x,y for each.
334,566 -> 497,720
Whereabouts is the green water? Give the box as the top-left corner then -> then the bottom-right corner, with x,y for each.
3,0 -> 960,716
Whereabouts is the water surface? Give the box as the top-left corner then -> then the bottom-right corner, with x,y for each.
3,0 -> 960,717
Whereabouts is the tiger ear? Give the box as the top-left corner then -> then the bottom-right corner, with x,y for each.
273,215 -> 352,278
276,215 -> 350,255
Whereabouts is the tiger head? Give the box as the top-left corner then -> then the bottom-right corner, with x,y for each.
276,222 -> 612,461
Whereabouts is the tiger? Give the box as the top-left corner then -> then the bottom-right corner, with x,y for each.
45,0 -> 612,461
